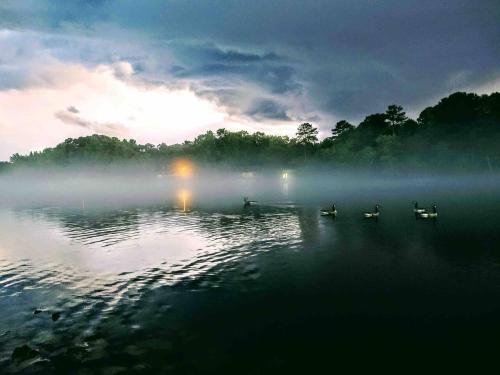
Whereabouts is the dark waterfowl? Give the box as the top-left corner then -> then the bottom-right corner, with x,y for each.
243,197 -> 258,207
413,201 -> 427,214
320,203 -> 337,217
418,204 -> 438,219
364,204 -> 380,218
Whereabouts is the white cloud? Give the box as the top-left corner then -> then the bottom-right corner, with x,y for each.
2,28 -> 337,160
0,60 -> 226,159
0,31 -> 300,160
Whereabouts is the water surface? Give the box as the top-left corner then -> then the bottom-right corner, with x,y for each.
1,180 -> 500,373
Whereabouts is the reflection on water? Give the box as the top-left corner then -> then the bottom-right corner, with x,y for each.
0,204 -> 306,372
1,191 -> 500,372
177,189 -> 190,212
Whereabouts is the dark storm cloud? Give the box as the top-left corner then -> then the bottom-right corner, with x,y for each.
1,0 -> 499,122
176,61 -> 299,95
169,43 -> 300,95
247,99 -> 291,121
173,44 -> 282,64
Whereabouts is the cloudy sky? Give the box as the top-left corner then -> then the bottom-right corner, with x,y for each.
0,0 -> 499,160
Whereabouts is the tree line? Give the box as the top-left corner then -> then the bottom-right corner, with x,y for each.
3,91 -> 500,173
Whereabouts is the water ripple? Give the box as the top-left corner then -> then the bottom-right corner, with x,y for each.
0,205 -> 303,369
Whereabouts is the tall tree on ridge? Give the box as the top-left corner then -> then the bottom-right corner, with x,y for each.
331,120 -> 354,140
296,123 -> 318,161
385,104 -> 407,136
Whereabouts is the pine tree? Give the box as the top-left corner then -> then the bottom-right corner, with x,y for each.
385,105 -> 407,135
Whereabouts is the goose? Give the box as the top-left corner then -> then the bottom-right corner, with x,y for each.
320,203 -> 337,217
418,204 -> 438,219
363,204 -> 380,218
413,201 -> 427,214
243,197 -> 258,207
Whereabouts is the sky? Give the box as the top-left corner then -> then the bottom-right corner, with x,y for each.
0,0 -> 499,161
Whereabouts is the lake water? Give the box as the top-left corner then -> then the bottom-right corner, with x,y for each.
1,176 -> 500,373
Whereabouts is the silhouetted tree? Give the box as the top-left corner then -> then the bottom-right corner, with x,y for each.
296,122 -> 318,161
296,123 -> 318,145
331,120 -> 354,140
385,105 -> 407,135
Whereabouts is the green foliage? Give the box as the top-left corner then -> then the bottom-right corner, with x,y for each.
9,135 -> 148,166
331,120 -> 354,140
5,91 -> 500,172
296,123 -> 318,145
385,104 -> 408,135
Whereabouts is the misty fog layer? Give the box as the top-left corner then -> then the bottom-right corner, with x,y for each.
1,167 -> 499,209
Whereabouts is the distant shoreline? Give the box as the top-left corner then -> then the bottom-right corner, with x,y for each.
2,91 -> 499,173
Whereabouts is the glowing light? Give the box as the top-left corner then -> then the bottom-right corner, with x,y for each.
281,170 -> 290,197
172,159 -> 195,178
178,189 -> 191,212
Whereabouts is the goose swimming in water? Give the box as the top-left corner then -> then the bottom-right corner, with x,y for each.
413,201 -> 427,214
320,203 -> 337,217
417,204 -> 438,219
243,197 -> 258,207
364,204 -> 380,218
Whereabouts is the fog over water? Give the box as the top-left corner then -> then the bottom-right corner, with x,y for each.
1,167 -> 499,209
1,168 -> 500,372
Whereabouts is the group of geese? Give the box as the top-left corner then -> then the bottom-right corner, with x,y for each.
244,197 -> 438,220
320,201 -> 438,219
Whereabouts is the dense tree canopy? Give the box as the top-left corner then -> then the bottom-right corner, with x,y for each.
331,120 -> 354,140
4,92 -> 500,173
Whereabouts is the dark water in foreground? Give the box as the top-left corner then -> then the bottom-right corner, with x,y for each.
1,183 -> 500,373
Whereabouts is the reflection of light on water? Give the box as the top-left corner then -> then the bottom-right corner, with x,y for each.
283,182 -> 289,197
0,205 -> 305,358
172,159 -> 194,211
282,170 -> 290,197
1,206 -> 304,282
178,189 -> 191,212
